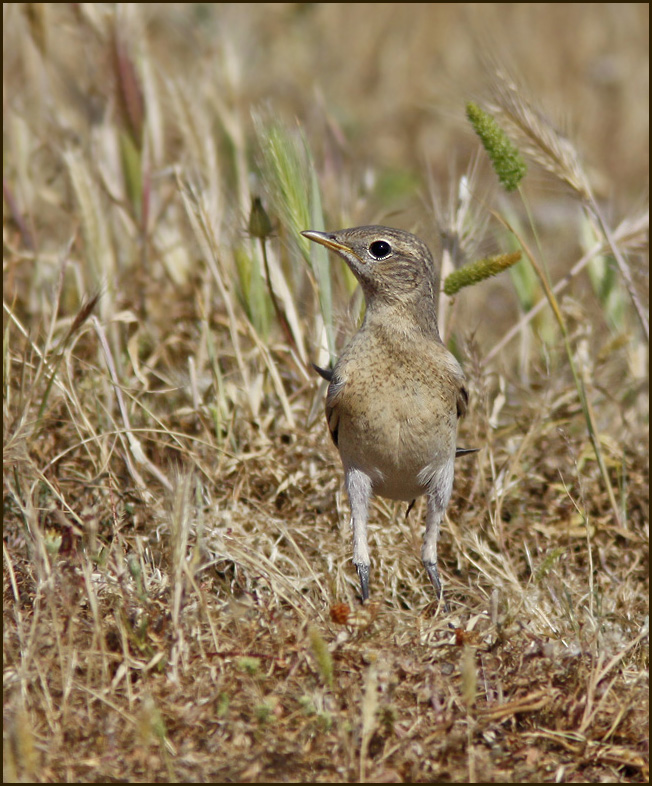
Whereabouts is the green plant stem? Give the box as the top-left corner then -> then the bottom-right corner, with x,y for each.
493,210 -> 622,528
587,201 -> 649,341
259,236 -> 300,359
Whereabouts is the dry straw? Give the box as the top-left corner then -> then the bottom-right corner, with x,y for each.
3,5 -> 648,782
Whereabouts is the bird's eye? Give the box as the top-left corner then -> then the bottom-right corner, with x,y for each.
368,240 -> 392,259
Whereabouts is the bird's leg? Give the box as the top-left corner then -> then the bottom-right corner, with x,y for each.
345,467 -> 373,602
422,464 -> 454,612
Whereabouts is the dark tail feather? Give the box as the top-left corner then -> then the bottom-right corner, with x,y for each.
312,362 -> 333,382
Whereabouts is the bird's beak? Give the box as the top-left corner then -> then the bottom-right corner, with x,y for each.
301,230 -> 351,255
301,230 -> 366,267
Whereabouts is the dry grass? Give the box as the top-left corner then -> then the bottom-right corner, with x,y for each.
3,4 -> 649,783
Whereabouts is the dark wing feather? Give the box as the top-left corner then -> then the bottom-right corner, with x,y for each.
456,384 -> 469,419
324,375 -> 345,448
312,363 -> 333,382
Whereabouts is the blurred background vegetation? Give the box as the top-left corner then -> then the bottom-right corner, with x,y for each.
3,4 -> 649,782
4,4 -> 648,348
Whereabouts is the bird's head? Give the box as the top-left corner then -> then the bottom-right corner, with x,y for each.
302,225 -> 440,331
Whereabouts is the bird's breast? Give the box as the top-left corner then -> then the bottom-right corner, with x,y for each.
331,358 -> 459,501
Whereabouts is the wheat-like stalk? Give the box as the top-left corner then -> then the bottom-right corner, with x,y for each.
488,70 -> 649,339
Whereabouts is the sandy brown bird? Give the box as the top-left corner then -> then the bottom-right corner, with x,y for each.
302,225 -> 474,608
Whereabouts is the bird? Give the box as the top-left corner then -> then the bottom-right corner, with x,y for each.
302,225 -> 475,609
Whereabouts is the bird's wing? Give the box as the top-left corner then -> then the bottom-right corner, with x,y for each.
312,362 -> 333,382
456,382 -> 469,419
325,375 -> 345,448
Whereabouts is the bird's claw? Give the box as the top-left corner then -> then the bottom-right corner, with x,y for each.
425,561 -> 450,613
356,563 -> 370,603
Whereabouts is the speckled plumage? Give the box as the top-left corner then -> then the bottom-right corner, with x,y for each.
302,225 -> 471,609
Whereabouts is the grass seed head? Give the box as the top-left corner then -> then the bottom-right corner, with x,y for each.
466,102 -> 527,192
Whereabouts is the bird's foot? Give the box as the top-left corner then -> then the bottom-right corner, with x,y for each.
425,561 -> 451,613
356,563 -> 370,603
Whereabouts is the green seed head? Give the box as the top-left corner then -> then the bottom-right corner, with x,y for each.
444,251 -> 522,295
466,102 -> 527,192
